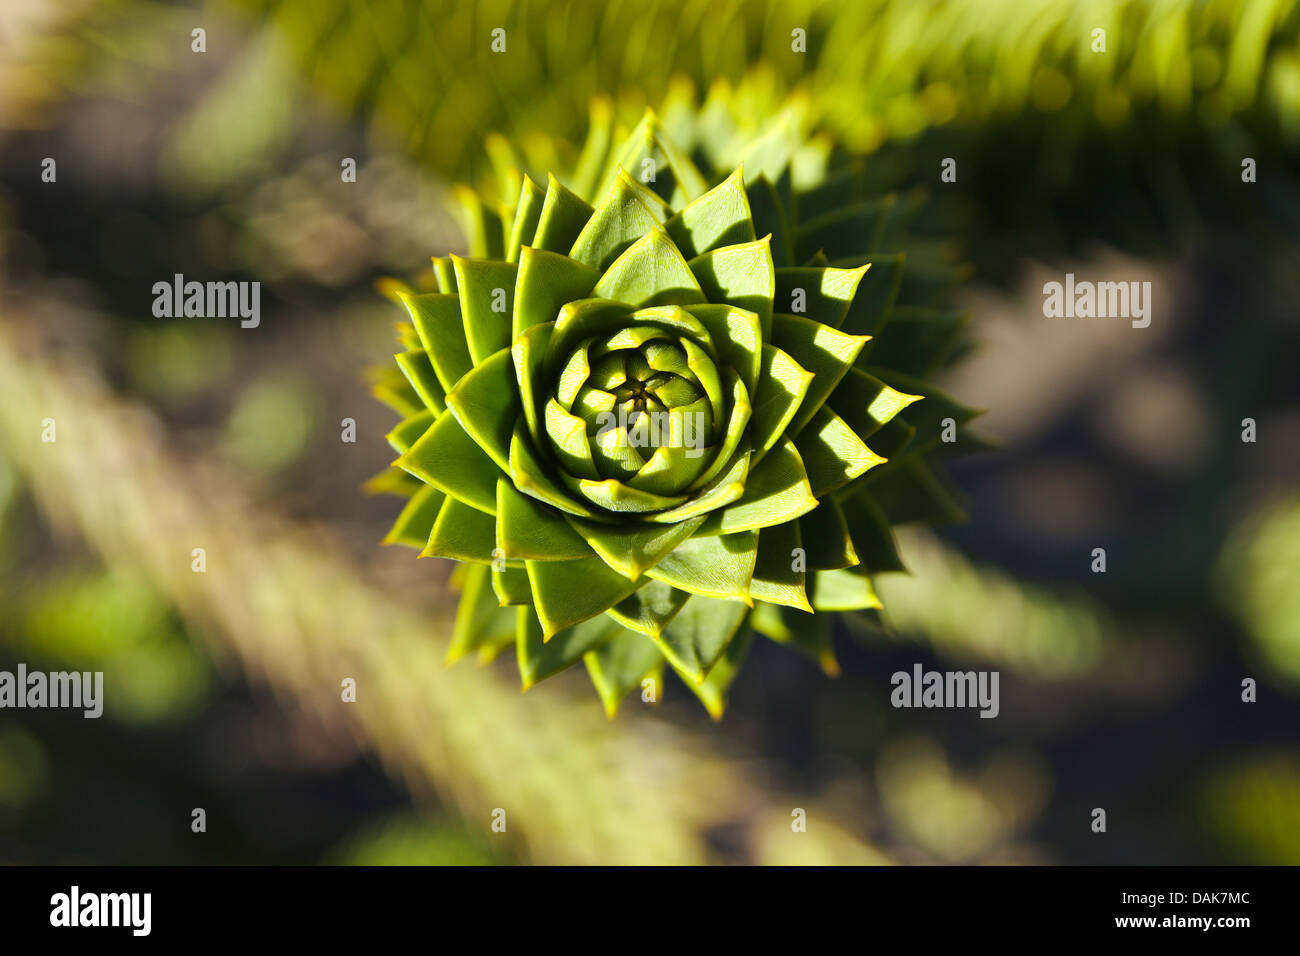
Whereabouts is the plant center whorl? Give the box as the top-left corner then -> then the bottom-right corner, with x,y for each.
550,326 -> 723,491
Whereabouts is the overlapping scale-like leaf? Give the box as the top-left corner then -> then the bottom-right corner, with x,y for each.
370,103 -> 977,717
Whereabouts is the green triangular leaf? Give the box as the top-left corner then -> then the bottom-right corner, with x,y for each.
606,579 -> 691,637
746,174 -> 794,267
517,607 -> 620,689
865,366 -> 980,455
564,514 -> 705,581
453,186 -> 506,259
363,467 -> 423,499
798,496 -> 859,571
646,443 -> 750,524
370,371 -> 421,418
644,530 -> 758,603
509,424 -> 604,519
839,492 -> 905,573
512,247 -> 600,338
828,366 -> 922,443
570,167 -> 670,270
771,313 -> 870,436
544,397 -> 600,480
674,373 -> 750,494
627,440 -> 711,498
495,478 -> 591,561
524,555 -> 643,639
592,229 -> 705,307
561,472 -> 688,515
382,483 -> 446,549
697,437 -> 819,535
393,349 -> 446,413
655,595 -> 750,683
541,299 -> 632,379
423,496 -> 498,563
450,256 -> 517,363
795,405 -> 885,498
397,292 -> 473,393
446,564 -> 516,664
751,519 -> 811,612
810,565 -> 882,611
681,303 -> 761,396
836,253 -> 903,337
598,110 -> 708,205
673,619 -> 754,720
687,236 -> 775,339
507,174 -> 545,263
431,257 -> 457,295
749,345 -> 814,461
664,166 -> 756,259
492,564 -> 533,606
445,346 -> 519,474
774,265 -> 870,330
531,174 -> 594,253
584,629 -> 664,718
385,408 -> 435,455
398,411 -> 500,514
510,320 -> 551,450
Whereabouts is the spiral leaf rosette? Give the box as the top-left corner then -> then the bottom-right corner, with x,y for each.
370,94 -> 980,717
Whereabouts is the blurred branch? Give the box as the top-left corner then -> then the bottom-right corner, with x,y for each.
221,0 -> 1300,172
877,528 -> 1113,680
0,315 -> 887,865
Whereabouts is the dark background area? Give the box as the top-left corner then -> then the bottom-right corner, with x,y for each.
1,0 -> 1297,865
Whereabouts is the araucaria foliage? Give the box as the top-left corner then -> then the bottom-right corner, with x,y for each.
369,89 -> 979,717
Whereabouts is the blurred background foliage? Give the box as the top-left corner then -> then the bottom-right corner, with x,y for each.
0,0 -> 1297,864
